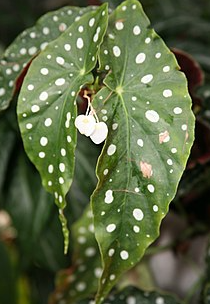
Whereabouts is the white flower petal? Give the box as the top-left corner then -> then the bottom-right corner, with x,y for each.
75,114 -> 96,136
90,122 -> 108,144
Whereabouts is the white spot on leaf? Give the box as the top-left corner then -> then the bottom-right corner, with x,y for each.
59,163 -> 65,172
145,110 -> 159,123
147,184 -> 155,193
26,123 -> 33,130
113,46 -> 121,57
104,190 -> 114,204
167,159 -> 173,165
108,248 -> 115,257
135,52 -> 146,64
133,226 -> 140,233
137,139 -> 144,147
31,105 -> 40,113
173,107 -> 182,114
64,43 -> 71,51
133,25 -> 141,35
106,224 -> 116,233
40,136 -> 48,146
44,118 -> 52,127
141,74 -> 153,84
89,18 -> 95,27
115,21 -> 124,30
163,65 -> 170,72
39,91 -> 48,101
120,250 -> 129,260
133,208 -> 144,221
48,165 -> 53,173
112,123 -> 118,130
55,78 -> 65,86
153,205 -> 159,212
76,38 -> 84,49
56,56 -> 65,65
39,152 -> 45,158
27,84 -> 34,91
163,89 -> 172,98
182,124 -> 187,131
40,68 -> 49,75
103,169 -> 108,175
107,144 -> 116,156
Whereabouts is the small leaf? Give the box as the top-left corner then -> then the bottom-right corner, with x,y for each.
17,4 -> 108,253
0,6 -> 98,111
50,206 -> 101,304
90,0 -> 195,302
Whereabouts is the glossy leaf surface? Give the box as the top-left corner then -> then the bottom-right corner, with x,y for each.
0,6 -> 97,111
91,0 -> 195,302
17,4 -> 108,253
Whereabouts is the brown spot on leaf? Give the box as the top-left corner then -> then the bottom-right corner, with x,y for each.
159,131 -> 170,143
140,161 -> 153,178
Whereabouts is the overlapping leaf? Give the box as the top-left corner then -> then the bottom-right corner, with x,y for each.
91,0 -> 195,302
74,286 -> 182,304
0,5 -> 98,111
50,136 -> 101,304
50,206 -> 101,304
17,4 -> 108,253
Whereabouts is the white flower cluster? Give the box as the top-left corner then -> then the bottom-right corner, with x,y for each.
74,93 -> 108,144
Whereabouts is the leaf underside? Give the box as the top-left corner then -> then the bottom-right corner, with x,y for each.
17,4 -> 108,253
0,5 -> 98,111
90,0 -> 195,302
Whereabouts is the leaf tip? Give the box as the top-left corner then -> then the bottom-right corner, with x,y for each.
58,208 -> 69,255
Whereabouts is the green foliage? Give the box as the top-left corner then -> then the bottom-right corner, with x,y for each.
17,4 -> 109,253
91,1 -> 194,301
51,206 -> 101,304
0,242 -> 17,304
77,286 -> 183,304
0,0 -> 199,303
0,5 -> 98,111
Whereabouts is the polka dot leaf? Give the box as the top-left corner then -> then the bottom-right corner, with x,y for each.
91,0 -> 195,302
17,4 -> 108,254
77,286 -> 182,304
0,5 -> 98,111
52,206 -> 102,303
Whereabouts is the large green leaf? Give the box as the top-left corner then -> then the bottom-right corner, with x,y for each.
90,0 -> 195,302
17,4 -> 108,253
0,6 -> 97,111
